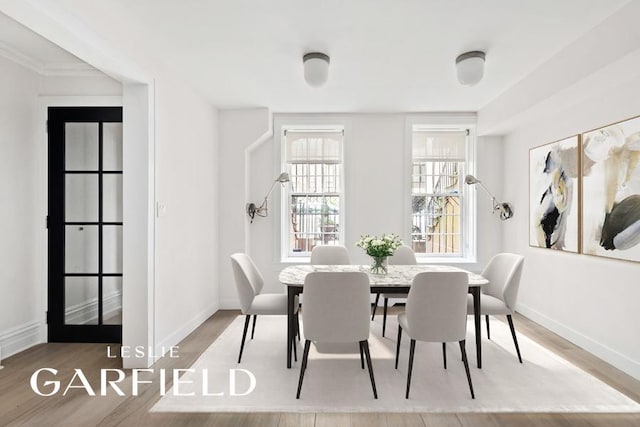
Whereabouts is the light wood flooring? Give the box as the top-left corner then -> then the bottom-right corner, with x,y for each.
1,310 -> 639,427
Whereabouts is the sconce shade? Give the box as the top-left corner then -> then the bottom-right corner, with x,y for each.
303,52 -> 330,87
456,51 -> 485,86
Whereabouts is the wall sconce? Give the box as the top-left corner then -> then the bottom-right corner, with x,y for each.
465,174 -> 513,220
247,172 -> 290,223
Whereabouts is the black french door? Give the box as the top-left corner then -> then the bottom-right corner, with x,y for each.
48,107 -> 123,343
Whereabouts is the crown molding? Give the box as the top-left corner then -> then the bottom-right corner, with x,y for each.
0,41 -> 103,77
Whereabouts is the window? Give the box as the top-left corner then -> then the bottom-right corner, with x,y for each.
282,128 -> 344,258
410,127 -> 473,258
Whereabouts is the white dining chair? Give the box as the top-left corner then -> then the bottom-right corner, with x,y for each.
230,253 -> 299,363
468,253 -> 525,363
310,245 -> 351,265
395,271 -> 474,399
296,271 -> 377,399
371,245 -> 416,337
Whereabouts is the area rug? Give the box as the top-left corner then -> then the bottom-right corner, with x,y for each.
151,315 -> 640,413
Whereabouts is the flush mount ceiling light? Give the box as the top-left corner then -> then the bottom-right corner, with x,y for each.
303,52 -> 330,87
456,51 -> 486,87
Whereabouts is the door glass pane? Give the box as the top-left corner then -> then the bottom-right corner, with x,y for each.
103,277 -> 122,325
65,225 -> 98,273
103,123 -> 123,171
65,277 -> 98,325
65,174 -> 98,222
103,225 -> 123,274
103,175 -> 123,222
65,123 -> 98,170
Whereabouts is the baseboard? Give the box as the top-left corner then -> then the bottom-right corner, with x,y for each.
0,320 -> 45,360
154,302 -> 219,362
517,303 -> 640,381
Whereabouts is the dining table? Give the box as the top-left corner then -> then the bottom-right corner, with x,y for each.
279,264 -> 489,369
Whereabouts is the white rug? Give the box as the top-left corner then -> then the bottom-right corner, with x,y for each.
152,315 -> 640,413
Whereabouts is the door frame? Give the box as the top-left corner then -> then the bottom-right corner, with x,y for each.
46,105 -> 124,343
37,97 -> 124,345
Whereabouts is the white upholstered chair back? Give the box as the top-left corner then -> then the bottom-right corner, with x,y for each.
303,272 -> 370,343
310,245 -> 351,265
406,272 -> 469,342
388,245 -> 417,265
230,253 -> 264,313
481,253 -> 525,311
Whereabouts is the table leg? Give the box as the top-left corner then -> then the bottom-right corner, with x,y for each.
287,287 -> 295,369
472,287 -> 482,369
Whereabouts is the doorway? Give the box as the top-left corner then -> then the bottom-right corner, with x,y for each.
47,106 -> 123,343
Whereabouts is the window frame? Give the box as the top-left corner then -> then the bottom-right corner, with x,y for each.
274,115 -> 348,263
403,115 -> 477,263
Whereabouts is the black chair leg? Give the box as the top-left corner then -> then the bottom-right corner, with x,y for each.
406,339 -> 416,399
361,340 -> 378,399
486,315 -> 490,340
507,315 -> 523,363
442,342 -> 447,369
359,342 -> 365,369
296,340 -> 311,399
296,312 -> 301,341
382,298 -> 389,337
395,325 -> 402,369
250,315 -> 257,340
372,293 -> 380,319
293,335 -> 297,362
238,315 -> 251,363
459,340 -> 475,399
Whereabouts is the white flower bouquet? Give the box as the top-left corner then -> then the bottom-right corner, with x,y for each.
356,233 -> 404,257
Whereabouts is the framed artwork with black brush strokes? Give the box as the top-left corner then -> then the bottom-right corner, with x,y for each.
529,135 -> 581,253
582,115 -> 640,262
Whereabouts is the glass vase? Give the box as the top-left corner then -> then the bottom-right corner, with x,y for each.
370,256 -> 388,275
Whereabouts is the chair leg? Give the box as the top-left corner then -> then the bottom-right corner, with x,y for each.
250,315 -> 257,340
406,339 -> 416,399
372,293 -> 380,319
395,325 -> 402,369
507,315 -> 523,363
238,315 -> 251,363
296,340 -> 311,399
361,340 -> 378,399
459,340 -> 475,399
296,312 -> 301,341
442,342 -> 447,369
382,298 -> 389,337
359,342 -> 365,369
486,315 -> 490,340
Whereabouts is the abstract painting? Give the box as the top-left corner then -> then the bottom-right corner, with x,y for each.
582,116 -> 640,262
529,135 -> 580,252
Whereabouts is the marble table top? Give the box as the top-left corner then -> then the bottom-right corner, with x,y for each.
279,264 -> 487,287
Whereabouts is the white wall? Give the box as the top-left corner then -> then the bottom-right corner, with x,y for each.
500,73 -> 640,380
0,55 -> 42,356
218,112 -> 505,305
485,4 -> 640,379
153,76 -> 219,351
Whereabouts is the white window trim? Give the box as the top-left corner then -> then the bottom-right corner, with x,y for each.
403,114 -> 477,263
273,115 -> 350,264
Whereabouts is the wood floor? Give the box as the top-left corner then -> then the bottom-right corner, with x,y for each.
1,310 -> 639,427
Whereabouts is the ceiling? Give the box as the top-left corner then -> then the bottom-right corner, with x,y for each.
0,11 -> 97,75
104,0 -> 628,112
1,1 -> 631,111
